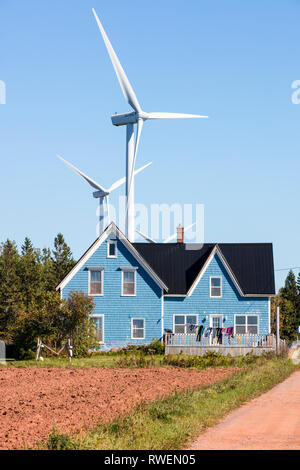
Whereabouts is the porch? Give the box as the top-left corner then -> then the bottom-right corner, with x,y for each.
164,333 -> 286,356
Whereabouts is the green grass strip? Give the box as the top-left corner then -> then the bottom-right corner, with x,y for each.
45,358 -> 298,450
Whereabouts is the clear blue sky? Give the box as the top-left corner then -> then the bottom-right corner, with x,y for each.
1,0 -> 300,291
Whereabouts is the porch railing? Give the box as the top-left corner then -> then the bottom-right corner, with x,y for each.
165,333 -> 276,349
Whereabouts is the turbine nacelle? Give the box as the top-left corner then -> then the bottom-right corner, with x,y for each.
93,190 -> 109,198
111,111 -> 148,127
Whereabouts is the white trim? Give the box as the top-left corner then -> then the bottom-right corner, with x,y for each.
121,269 -> 136,296
90,314 -> 105,344
164,294 -> 186,297
56,223 -> 168,292
131,318 -> 145,340
88,268 -> 104,296
173,313 -> 198,334
209,276 -> 222,298
187,246 -> 244,297
161,290 -> 164,339
119,266 -> 138,271
268,298 -> 271,334
234,313 -> 259,335
107,240 -> 117,258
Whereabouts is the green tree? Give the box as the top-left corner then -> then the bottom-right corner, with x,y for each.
47,234 -> 76,290
277,270 -> 300,343
11,291 -> 97,359
0,240 -> 21,337
18,237 -> 43,309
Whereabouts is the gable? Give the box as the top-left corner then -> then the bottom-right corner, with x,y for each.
56,223 -> 168,292
188,251 -> 244,299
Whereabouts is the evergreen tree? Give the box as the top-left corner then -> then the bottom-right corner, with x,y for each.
278,270 -> 299,343
49,233 -> 76,290
0,240 -> 21,337
18,237 -> 43,309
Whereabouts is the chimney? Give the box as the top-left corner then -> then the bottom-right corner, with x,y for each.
177,224 -> 184,243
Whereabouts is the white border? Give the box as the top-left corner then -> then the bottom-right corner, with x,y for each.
173,313 -> 198,334
209,276 -> 222,298
234,313 -> 259,335
90,314 -> 105,344
107,240 -> 117,258
121,269 -> 136,296
131,318 -> 145,340
88,268 -> 104,296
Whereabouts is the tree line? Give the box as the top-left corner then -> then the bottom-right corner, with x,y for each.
0,234 -> 97,358
271,270 -> 300,343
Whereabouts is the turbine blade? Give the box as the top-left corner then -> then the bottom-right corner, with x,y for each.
92,8 -> 141,113
163,222 -> 196,243
57,155 -> 107,192
134,161 -> 152,176
136,229 -> 156,243
147,112 -> 208,119
108,162 -> 152,193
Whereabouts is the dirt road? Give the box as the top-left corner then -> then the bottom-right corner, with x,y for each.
188,371 -> 300,450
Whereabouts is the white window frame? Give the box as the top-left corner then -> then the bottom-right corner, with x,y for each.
131,318 -> 145,340
210,276 -> 222,298
90,314 -> 104,344
173,314 -> 198,334
234,314 -> 259,335
88,268 -> 104,296
107,240 -> 117,258
121,268 -> 137,296
210,314 -> 223,329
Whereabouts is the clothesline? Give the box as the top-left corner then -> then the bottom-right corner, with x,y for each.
184,323 -> 234,342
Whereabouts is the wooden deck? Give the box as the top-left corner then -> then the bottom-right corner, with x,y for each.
164,333 -> 287,356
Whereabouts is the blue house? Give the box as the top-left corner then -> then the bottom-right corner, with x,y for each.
56,223 -> 275,350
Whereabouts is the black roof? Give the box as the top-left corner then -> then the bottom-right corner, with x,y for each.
132,242 -> 275,296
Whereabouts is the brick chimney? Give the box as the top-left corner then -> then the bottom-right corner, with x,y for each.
177,224 -> 184,243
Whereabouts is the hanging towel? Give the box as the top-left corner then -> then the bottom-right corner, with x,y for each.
196,325 -> 203,341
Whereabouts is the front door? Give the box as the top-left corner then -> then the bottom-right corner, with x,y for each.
210,315 -> 223,345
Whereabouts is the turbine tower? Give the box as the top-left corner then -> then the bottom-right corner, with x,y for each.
92,9 -> 208,242
57,155 -> 151,236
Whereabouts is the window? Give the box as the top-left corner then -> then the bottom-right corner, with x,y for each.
210,277 -> 222,297
131,318 -> 145,339
107,241 -> 117,258
91,315 -> 104,343
174,314 -> 197,334
122,269 -> 136,296
89,269 -> 103,295
235,315 -> 258,334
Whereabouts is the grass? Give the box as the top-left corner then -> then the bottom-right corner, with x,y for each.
3,350 -> 274,369
43,357 -> 298,450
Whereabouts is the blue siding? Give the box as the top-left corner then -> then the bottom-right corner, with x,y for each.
164,254 -> 270,334
62,240 -> 270,349
62,235 -> 163,349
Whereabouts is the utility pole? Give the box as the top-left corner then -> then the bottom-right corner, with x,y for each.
276,306 -> 280,354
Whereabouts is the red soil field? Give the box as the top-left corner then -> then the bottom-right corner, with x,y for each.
0,366 -> 236,450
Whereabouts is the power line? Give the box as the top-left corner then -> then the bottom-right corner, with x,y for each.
275,267 -> 300,272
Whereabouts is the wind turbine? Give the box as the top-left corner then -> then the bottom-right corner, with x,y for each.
92,8 -> 208,242
57,155 -> 151,236
136,223 -> 196,244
